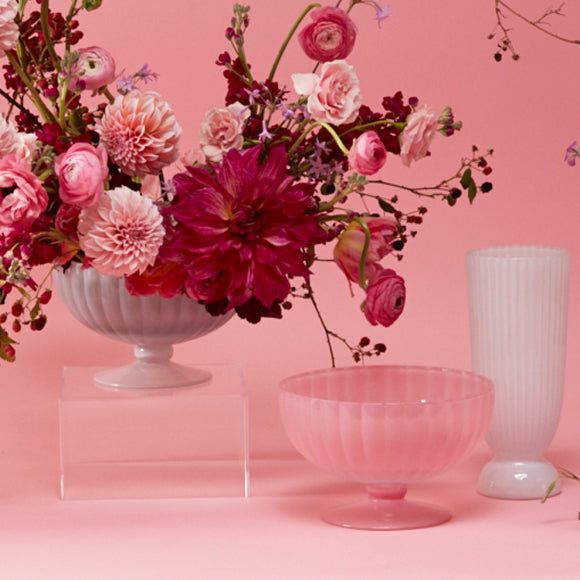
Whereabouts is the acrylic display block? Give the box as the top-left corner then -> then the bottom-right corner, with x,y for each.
59,364 -> 249,500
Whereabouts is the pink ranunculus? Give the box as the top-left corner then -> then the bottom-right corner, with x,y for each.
363,268 -> 406,327
0,155 -> 48,239
199,102 -> 249,162
55,143 -> 108,208
348,131 -> 387,175
70,46 -> 116,91
399,105 -> 438,167
334,217 -> 397,286
0,0 -> 18,55
78,186 -> 165,277
298,6 -> 357,62
292,60 -> 362,126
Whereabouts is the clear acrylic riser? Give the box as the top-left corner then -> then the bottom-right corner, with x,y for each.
59,364 -> 249,500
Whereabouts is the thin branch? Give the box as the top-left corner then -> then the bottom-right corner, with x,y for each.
307,286 -> 336,367
498,0 -> 580,45
0,87 -> 33,116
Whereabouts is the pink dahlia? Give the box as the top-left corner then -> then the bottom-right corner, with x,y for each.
165,146 -> 326,321
78,186 -> 165,277
96,91 -> 181,177
0,0 -> 18,55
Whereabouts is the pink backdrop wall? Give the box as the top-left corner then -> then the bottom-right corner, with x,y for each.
1,0 -> 579,463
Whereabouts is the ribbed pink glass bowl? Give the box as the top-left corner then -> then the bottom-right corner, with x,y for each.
279,365 -> 494,530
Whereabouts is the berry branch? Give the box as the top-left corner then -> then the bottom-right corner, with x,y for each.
490,1 -> 580,61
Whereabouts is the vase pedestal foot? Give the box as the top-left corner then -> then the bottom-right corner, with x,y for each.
94,362 -> 212,390
321,498 -> 451,531
477,459 -> 560,500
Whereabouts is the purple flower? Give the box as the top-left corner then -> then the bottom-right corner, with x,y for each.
116,74 -> 137,94
136,64 -> 158,84
564,141 -> 580,167
374,4 -> 391,27
258,120 -> 274,143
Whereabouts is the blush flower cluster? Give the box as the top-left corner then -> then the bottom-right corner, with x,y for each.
0,1 -> 492,365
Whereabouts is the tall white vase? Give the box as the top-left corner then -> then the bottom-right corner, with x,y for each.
467,246 -> 569,499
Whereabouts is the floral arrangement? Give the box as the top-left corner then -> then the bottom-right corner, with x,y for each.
0,0 -> 493,365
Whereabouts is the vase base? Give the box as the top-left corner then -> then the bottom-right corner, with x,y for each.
477,459 -> 560,500
321,498 -> 451,531
94,362 -> 212,390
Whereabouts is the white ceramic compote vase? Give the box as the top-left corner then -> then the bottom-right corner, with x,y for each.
54,264 -> 234,390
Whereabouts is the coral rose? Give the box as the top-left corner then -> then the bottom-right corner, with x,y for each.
70,46 -> 116,91
199,102 -> 249,162
78,186 -> 165,277
0,0 -> 18,55
97,91 -> 182,177
0,155 -> 48,239
298,6 -> 357,62
348,131 -> 387,175
55,143 -> 108,208
292,60 -> 361,126
363,268 -> 406,327
334,217 -> 397,286
399,105 -> 438,166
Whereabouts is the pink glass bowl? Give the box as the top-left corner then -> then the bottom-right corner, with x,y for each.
279,365 -> 494,530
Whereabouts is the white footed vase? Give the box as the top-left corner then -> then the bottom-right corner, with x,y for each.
54,264 -> 234,390
467,246 -> 569,499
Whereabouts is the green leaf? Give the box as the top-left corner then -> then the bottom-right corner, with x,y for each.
378,198 -> 396,213
468,181 -> 477,204
30,301 -> 40,320
83,0 -> 103,10
460,168 -> 473,190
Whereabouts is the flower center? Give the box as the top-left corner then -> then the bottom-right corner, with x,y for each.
230,204 -> 263,238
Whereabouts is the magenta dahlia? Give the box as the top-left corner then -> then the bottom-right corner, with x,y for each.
165,146 -> 326,321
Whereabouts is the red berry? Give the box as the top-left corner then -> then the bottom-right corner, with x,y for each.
30,315 -> 47,331
11,302 -> 24,317
38,289 -> 52,305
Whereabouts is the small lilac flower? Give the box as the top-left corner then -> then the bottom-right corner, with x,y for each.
258,120 -> 274,143
278,101 -> 295,120
162,179 -> 176,196
315,138 -> 331,155
245,87 -> 262,105
116,74 -> 137,94
136,64 -> 158,84
374,4 -> 391,27
564,141 -> 580,167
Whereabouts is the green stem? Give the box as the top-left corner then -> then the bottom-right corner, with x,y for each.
288,120 -> 349,157
40,1 -> 61,72
353,217 -> 370,290
340,119 -> 405,137
101,87 -> 115,104
267,3 -> 321,82
5,52 -> 57,124
235,42 -> 254,84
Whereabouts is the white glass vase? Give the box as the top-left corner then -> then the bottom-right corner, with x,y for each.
467,246 -> 569,499
54,264 -> 234,390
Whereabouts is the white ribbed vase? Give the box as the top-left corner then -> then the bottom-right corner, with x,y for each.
467,246 -> 569,499
54,264 -> 234,390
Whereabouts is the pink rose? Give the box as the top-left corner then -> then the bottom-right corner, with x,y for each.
298,6 -> 357,62
180,148 -> 206,168
200,102 -> 249,162
55,143 -> 108,208
334,217 -> 398,286
363,268 -> 406,327
0,114 -> 37,161
70,46 -> 116,91
292,60 -> 362,126
348,131 -> 387,175
0,155 -> 48,239
399,105 -> 438,166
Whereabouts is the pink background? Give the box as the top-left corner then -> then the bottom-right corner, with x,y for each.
1,0 -> 579,577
